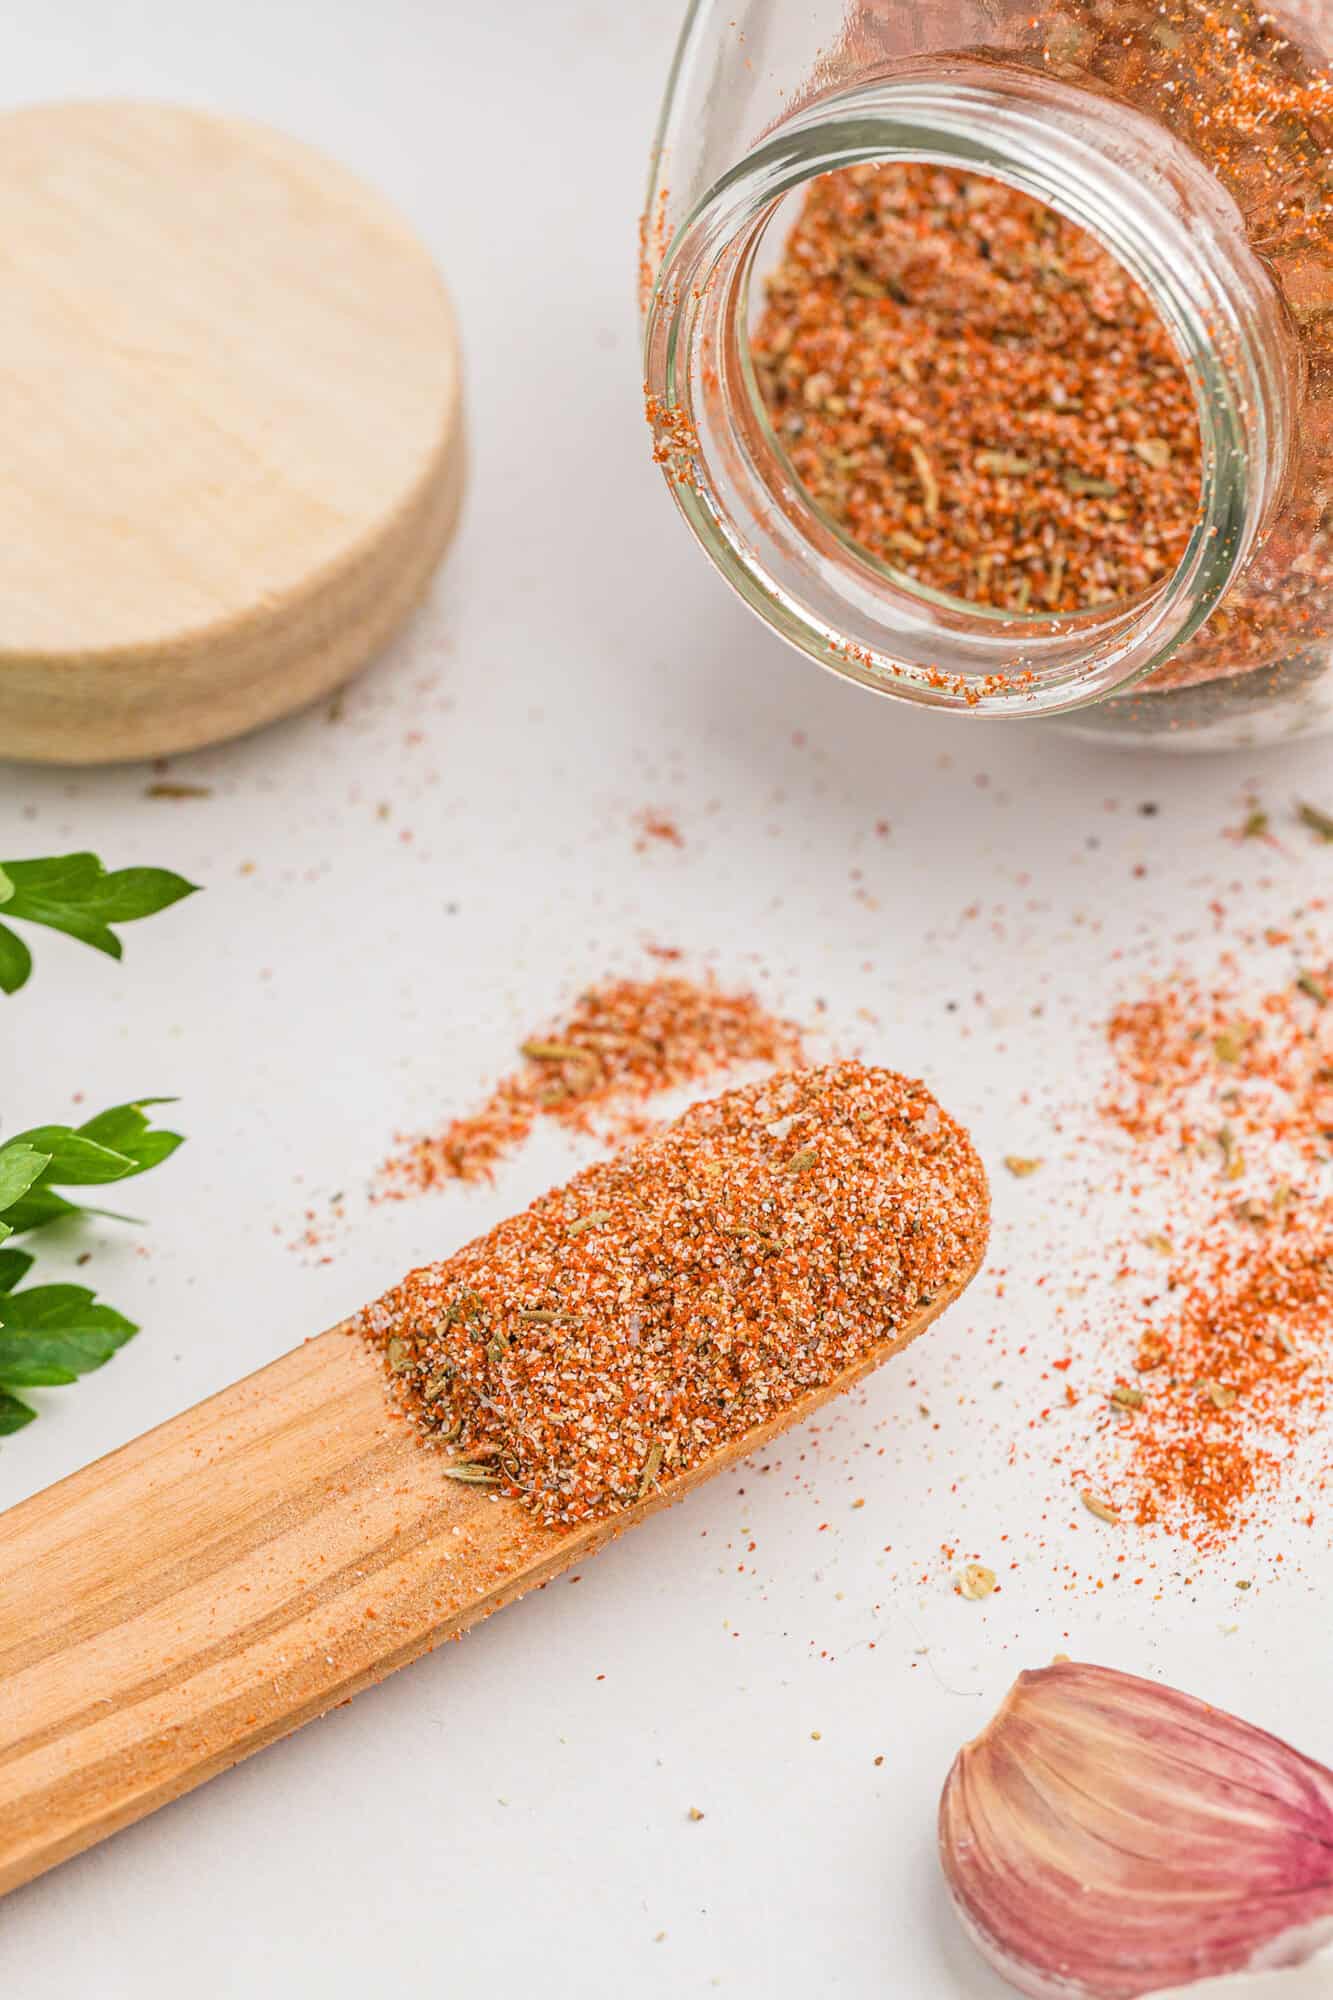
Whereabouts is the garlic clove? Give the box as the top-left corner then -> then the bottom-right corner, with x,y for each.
939,1661 -> 1333,2000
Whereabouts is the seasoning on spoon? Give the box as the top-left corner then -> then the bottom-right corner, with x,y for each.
361,1061 -> 989,1527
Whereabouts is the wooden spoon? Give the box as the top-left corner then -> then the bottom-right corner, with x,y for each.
0,1263 -> 976,1897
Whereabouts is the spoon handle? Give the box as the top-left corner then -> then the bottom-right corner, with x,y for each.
0,1328 -> 560,1897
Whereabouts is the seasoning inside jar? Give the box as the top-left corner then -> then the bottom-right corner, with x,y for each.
749,163 -> 1204,621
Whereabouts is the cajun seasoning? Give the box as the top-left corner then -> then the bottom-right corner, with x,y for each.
361,1062 -> 989,1528
378,973 -> 807,1192
1076,937 -> 1333,1545
752,162 -> 1203,617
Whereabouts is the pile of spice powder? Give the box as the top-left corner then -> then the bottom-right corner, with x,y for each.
361,1062 -> 990,1528
751,162 -> 1202,617
1071,938 -> 1333,1545
377,974 -> 807,1192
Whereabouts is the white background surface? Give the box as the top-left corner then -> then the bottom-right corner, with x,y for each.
2,4 -> 1332,1996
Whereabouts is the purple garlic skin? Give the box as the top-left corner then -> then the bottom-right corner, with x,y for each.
938,1660 -> 1333,2000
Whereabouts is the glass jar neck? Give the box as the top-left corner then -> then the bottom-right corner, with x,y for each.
643,63 -> 1295,716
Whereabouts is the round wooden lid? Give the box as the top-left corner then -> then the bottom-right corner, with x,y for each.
0,101 -> 464,764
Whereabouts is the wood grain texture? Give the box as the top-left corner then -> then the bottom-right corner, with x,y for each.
0,101 -> 464,764
0,1262 -> 976,1897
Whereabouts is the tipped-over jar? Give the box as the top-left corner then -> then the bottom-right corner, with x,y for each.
642,0 -> 1333,749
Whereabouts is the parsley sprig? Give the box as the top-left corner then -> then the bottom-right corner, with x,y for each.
0,1102 -> 184,1434
0,850 -> 198,1435
0,851 -> 197,994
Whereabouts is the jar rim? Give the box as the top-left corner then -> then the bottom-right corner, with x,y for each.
643,64 -> 1292,716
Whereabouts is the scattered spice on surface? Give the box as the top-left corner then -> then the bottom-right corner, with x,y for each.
377,973 -> 808,1193
752,162 -> 1202,617
1074,938 -> 1333,1545
636,811 -> 685,850
1297,801 -> 1333,845
361,1063 -> 989,1528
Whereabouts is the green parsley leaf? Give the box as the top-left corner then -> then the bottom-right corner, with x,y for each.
0,1186 -> 99,1236
0,1102 -> 183,1239
0,1283 -> 136,1384
0,1248 -> 36,1294
0,1142 -> 53,1243
0,1103 -> 183,1436
4,1128 -> 137,1184
0,1388 -> 36,1434
66,1099 -> 184,1179
0,852 -> 198,992
0,923 -> 33,995
0,1141 -> 52,1212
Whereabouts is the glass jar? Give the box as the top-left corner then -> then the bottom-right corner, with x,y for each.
641,0 -> 1333,748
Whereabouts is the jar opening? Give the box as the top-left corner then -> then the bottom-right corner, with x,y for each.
742,162 -> 1204,636
644,66 -> 1292,715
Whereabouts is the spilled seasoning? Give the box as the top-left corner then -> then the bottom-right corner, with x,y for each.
1071,936 -> 1333,1546
377,974 -> 807,1192
361,1062 -> 990,1527
635,810 -> 686,850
